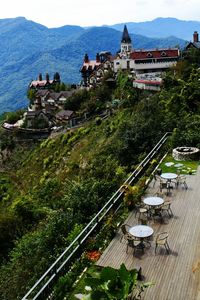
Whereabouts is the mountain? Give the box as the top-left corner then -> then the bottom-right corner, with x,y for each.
109,17 -> 200,41
0,17 -> 187,114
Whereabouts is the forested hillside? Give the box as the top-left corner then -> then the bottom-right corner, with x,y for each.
0,17 -> 186,114
0,48 -> 200,299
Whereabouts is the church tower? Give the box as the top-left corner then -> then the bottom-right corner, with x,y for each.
120,25 -> 132,56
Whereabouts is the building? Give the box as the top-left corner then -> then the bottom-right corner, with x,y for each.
80,25 -> 180,87
29,73 -> 61,90
80,52 -> 113,86
113,25 -> 180,75
185,31 -> 200,50
133,79 -> 162,91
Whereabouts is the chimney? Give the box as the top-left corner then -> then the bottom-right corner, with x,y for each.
96,53 -> 100,62
46,73 -> 50,82
84,53 -> 89,63
38,73 -> 42,81
193,31 -> 199,43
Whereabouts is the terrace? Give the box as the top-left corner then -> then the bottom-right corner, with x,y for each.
97,167 -> 200,299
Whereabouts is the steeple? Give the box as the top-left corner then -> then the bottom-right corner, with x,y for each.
121,25 -> 132,44
120,25 -> 132,56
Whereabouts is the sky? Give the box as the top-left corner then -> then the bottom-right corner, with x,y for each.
0,0 -> 199,28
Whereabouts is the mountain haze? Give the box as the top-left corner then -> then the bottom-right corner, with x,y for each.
0,17 -> 191,113
109,17 -> 200,40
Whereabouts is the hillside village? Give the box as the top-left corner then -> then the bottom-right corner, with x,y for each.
2,26 -> 200,136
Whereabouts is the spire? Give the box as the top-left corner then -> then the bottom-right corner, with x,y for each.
121,25 -> 131,44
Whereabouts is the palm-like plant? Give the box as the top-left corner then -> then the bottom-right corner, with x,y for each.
77,263 -> 152,300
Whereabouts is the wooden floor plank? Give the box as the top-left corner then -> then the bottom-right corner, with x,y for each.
97,167 -> 200,299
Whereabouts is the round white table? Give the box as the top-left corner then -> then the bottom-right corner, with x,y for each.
143,196 -> 164,207
161,173 -> 177,181
129,225 -> 154,239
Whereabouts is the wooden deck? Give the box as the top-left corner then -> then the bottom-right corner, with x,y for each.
97,168 -> 200,300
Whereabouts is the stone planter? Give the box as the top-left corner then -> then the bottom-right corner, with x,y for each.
172,147 -> 200,161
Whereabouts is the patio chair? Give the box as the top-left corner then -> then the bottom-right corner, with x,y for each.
149,206 -> 164,223
155,232 -> 170,254
153,174 -> 162,187
135,206 -> 148,219
153,190 -> 165,198
120,223 -> 131,242
138,213 -> 148,225
160,180 -> 172,195
161,201 -> 173,217
125,235 -> 144,254
176,174 -> 188,189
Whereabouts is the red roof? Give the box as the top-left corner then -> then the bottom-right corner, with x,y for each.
134,79 -> 162,85
30,80 -> 54,87
130,49 -> 179,60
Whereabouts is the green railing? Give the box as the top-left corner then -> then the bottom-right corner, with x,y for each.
22,132 -> 170,300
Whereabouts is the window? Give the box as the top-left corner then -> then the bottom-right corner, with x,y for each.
161,51 -> 167,57
147,52 -> 153,57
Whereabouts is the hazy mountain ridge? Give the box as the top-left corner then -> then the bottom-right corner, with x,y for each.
109,17 -> 200,40
0,17 -> 193,113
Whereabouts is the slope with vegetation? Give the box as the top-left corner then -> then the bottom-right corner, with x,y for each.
0,49 -> 200,299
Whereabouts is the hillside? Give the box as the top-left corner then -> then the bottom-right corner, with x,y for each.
0,56 -> 200,298
0,17 -> 186,114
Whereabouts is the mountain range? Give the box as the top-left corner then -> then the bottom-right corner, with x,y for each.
0,17 -> 199,114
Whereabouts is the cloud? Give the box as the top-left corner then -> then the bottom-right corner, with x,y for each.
0,0 -> 199,27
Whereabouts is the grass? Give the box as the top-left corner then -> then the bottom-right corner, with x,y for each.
159,154 -> 199,175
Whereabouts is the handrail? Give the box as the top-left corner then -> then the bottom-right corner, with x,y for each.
22,132 -> 170,300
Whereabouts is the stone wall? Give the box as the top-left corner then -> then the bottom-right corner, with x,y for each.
172,147 -> 200,161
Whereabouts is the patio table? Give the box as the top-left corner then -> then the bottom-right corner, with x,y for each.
143,196 -> 164,207
129,225 -> 154,248
161,173 -> 177,181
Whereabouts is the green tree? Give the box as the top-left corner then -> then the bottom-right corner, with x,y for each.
27,89 -> 36,106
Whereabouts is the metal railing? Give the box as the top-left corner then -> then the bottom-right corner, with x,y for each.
22,132 -> 170,300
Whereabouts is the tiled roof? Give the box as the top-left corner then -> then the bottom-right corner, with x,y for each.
59,91 -> 75,98
134,79 -> 162,85
130,49 -> 179,60
30,80 -> 54,87
193,42 -> 200,48
26,110 -> 47,118
47,92 -> 60,100
81,60 -> 101,71
36,90 -> 50,97
186,41 -> 200,49
56,110 -> 74,118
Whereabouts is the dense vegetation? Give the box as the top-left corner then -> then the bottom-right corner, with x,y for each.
0,49 -> 200,299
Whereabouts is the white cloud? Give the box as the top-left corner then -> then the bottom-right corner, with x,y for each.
0,0 -> 199,27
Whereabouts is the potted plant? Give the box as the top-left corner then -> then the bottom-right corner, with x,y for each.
122,184 -> 142,210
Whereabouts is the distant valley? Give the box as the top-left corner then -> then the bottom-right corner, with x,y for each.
0,17 -> 199,114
